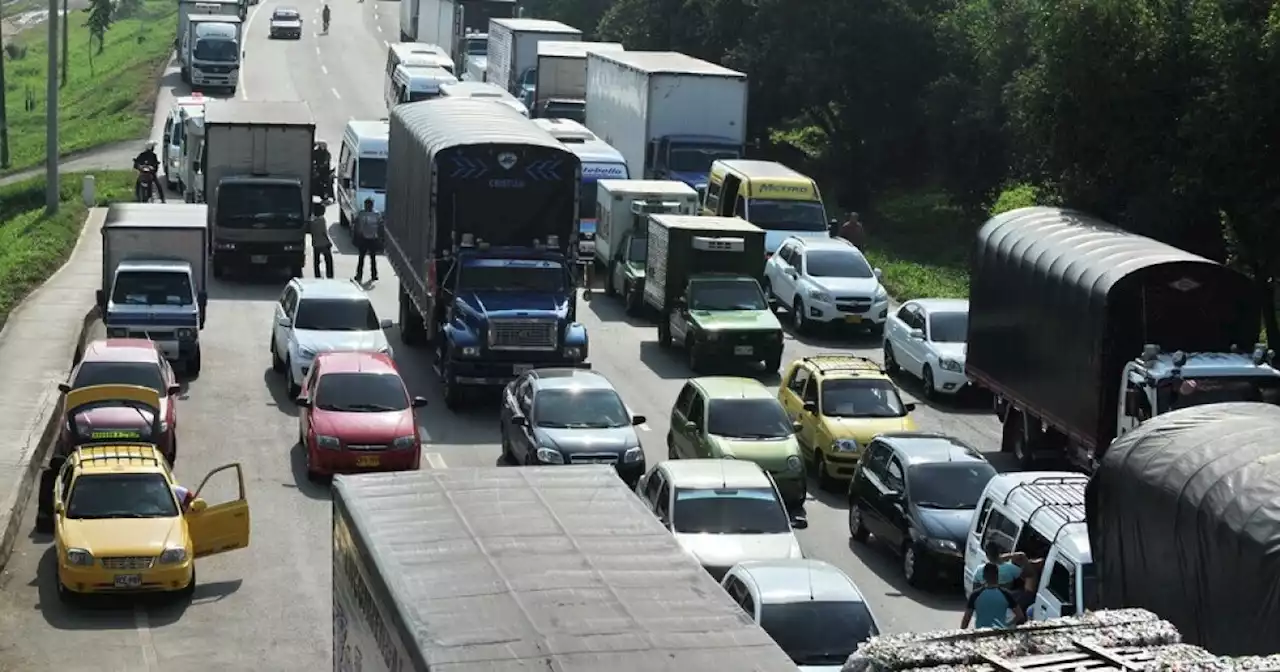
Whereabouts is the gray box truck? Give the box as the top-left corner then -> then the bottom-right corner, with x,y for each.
485,18 -> 581,106
532,41 -> 623,120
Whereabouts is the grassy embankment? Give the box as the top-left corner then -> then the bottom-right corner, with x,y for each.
0,0 -> 177,174
0,171 -> 133,328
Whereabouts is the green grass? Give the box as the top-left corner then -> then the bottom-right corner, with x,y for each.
0,170 -> 133,328
861,188 -> 976,300
1,0 -> 177,174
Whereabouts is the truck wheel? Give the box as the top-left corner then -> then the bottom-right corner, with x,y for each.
1008,414 -> 1038,468
441,355 -> 463,411
1001,411 -> 1020,453
624,283 -> 643,317
212,259 -> 225,279
604,263 -> 617,297
399,289 -> 425,346
657,318 -> 672,348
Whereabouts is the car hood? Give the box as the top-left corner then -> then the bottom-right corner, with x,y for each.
689,309 -> 780,331
534,426 -> 638,453
311,409 -> 415,443
295,329 -> 388,354
61,516 -> 184,556
673,532 -> 801,568
459,291 -> 570,319
820,415 -> 917,443
811,275 -> 882,296
914,505 -> 975,542
765,230 -> 827,254
271,19 -> 302,27
933,342 -> 966,360
709,436 -> 799,468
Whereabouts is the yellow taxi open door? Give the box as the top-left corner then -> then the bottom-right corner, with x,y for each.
187,463 -> 251,558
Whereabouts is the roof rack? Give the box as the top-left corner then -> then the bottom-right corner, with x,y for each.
803,354 -> 885,375
1002,476 -> 1088,534
75,445 -> 163,467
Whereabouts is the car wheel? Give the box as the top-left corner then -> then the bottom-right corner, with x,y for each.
922,366 -> 937,400
903,544 -> 922,586
667,432 -> 676,459
499,426 -> 515,465
792,297 -> 808,333
685,336 -> 701,373
848,503 -> 869,542
56,580 -> 76,604
270,338 -> 285,373
762,279 -> 777,312
604,263 -> 617,297
815,452 -> 838,492
624,281 -> 643,316
178,568 -> 197,599
286,358 -> 301,398
883,342 -> 899,374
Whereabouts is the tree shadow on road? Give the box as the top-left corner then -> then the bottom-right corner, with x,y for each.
32,547 -> 193,630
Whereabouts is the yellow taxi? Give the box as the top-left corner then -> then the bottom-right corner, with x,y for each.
778,355 -> 917,489
52,444 -> 250,602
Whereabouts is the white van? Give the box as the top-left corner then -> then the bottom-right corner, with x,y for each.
337,120 -> 389,227
384,43 -> 455,107
438,81 -> 529,116
385,65 -> 457,108
162,94 -> 207,190
178,110 -> 206,203
962,472 -> 1096,620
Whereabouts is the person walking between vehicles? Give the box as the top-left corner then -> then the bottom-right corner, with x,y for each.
321,3 -> 330,32
838,212 -> 864,248
353,199 -> 382,283
311,209 -> 334,279
961,563 -> 1025,629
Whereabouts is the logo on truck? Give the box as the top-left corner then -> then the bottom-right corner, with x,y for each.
498,152 -> 518,170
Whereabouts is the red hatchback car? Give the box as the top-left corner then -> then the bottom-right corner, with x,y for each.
296,351 -> 427,480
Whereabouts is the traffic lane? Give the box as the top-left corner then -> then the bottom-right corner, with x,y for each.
309,0 -> 398,123
239,0 -> 306,103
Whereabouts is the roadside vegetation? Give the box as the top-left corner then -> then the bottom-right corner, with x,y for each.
0,0 -> 176,174
0,170 -> 132,328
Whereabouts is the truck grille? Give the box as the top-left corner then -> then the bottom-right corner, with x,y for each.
568,453 -> 618,465
102,556 -> 155,570
488,319 -> 558,351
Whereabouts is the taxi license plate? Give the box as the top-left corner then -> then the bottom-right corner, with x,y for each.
845,315 -> 863,324
356,456 -> 380,467
734,345 -> 753,356
251,255 -> 268,264
114,574 -> 142,588
513,364 -> 533,374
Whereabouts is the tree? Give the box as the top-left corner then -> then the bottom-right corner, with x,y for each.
84,0 -> 114,57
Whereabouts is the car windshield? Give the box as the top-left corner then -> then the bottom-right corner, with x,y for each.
806,249 -> 873,278
72,361 -> 165,393
907,462 -> 996,509
534,388 -> 630,429
672,487 -> 790,534
688,279 -> 766,311
626,236 -> 647,263
294,298 -> 380,331
111,271 -> 194,306
273,10 -> 299,19
193,38 -> 238,62
314,372 -> 409,412
457,259 -> 568,293
746,199 -> 827,232
218,184 -> 305,225
759,600 -> 879,667
668,146 -> 739,173
821,379 -> 908,418
66,473 -> 179,519
929,311 -> 968,343
357,158 -> 386,191
708,398 -> 793,439
1156,375 -> 1280,413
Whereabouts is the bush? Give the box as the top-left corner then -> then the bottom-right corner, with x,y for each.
863,187 -> 975,299
989,182 -> 1049,216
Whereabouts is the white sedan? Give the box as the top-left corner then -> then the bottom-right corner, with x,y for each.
882,298 -> 970,398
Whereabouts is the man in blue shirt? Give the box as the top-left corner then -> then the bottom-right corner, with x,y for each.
985,542 -> 1031,587
962,563 -> 1025,629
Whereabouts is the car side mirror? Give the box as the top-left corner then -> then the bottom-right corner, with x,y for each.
278,317 -> 292,328
53,501 -> 64,514
188,498 -> 208,513
167,383 -> 181,395
791,421 -> 803,433
802,400 -> 817,414
874,268 -> 884,280
341,178 -> 351,188
683,420 -> 697,433
412,396 -> 429,408
379,318 -> 394,329
95,289 -> 106,309
909,328 -> 924,340
512,415 -> 528,426
295,396 -> 311,407
58,382 -> 71,394
631,414 -> 647,426
904,402 -> 917,412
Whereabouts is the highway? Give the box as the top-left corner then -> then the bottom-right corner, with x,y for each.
0,1 -> 1003,668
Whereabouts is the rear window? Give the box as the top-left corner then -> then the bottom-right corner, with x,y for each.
72,361 -> 164,393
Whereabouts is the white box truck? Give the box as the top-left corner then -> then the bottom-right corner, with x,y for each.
586,51 -> 748,196
532,41 -> 623,119
400,0 -> 516,71
331,467 -> 799,672
180,14 -> 242,92
486,18 -> 580,106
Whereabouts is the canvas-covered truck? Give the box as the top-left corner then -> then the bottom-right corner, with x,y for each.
98,204 -> 208,374
586,51 -> 747,196
595,179 -> 699,315
645,215 -> 783,373
966,206 -> 1280,471
203,100 -> 315,278
532,41 -> 623,119
385,98 -> 588,410
1087,403 -> 1280,656
332,466 -> 799,672
180,14 -> 242,92
486,18 -> 582,108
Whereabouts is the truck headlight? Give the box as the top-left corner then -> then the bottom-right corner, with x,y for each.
460,346 -> 480,357
393,435 -> 418,449
562,346 -> 583,360
159,547 -> 188,564
623,446 -> 643,463
176,328 -> 194,339
807,288 -> 832,303
786,455 -> 803,472
939,358 -> 963,372
535,447 -> 564,464
315,435 -> 341,450
66,548 -> 94,566
834,438 -> 859,453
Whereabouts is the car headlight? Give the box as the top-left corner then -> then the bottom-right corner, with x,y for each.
939,357 -> 963,372
460,346 -> 480,357
535,447 -> 564,464
393,435 -> 418,449
786,455 -> 803,472
159,547 -> 188,564
623,446 -> 643,463
834,438 -> 859,453
562,346 -> 584,360
66,548 -> 94,566
807,288 -> 832,303
927,538 -> 959,552
315,435 -> 341,450
176,328 -> 194,339
874,286 -> 888,301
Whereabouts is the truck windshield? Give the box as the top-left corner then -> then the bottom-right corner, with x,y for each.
626,237 -> 647,264
747,199 -> 828,232
671,487 -> 790,534
457,259 -> 567,293
707,398 -> 793,439
689,279 -> 767,311
357,157 -> 386,191
466,37 -> 487,55
219,184 -> 305,226
111,271 -> 194,306
67,473 -> 179,519
667,146 -> 739,173
1156,375 -> 1280,413
194,38 -> 238,62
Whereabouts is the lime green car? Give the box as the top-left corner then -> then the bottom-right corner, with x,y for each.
667,376 -> 807,511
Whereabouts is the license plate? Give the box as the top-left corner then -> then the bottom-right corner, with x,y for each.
733,345 -> 753,356
356,455 -> 380,467
591,458 -> 614,464
845,315 -> 863,324
513,364 -> 533,374
114,574 -> 142,588
251,255 -> 268,263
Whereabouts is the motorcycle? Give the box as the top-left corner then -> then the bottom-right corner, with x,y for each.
134,165 -> 161,203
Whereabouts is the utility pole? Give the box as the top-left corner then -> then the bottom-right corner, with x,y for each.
45,0 -> 59,213
61,0 -> 67,86
0,1 -> 10,168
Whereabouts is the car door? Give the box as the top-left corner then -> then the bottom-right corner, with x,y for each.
670,383 -> 695,455
273,285 -> 298,356
654,478 -> 673,529
964,495 -> 997,592
1034,548 -> 1074,620
879,455 -> 910,549
723,574 -> 759,620
898,305 -> 928,375
186,463 -> 251,558
684,391 -> 710,458
766,242 -> 793,300
775,244 -> 799,304
852,441 -> 892,535
641,467 -> 665,510
669,285 -> 692,343
510,379 -> 536,463
886,303 -> 912,349
778,364 -> 812,456
797,374 -> 823,451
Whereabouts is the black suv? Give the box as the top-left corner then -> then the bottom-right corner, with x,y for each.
846,432 -> 996,589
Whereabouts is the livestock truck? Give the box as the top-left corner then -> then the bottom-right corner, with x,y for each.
531,40 -> 623,120
965,206 -> 1280,471
384,98 -> 588,410
203,100 -> 315,278
332,466 -> 799,672
586,51 -> 747,197
485,18 -> 581,107
399,0 -> 516,72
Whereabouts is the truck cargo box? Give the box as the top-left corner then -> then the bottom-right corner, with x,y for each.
967,206 -> 1260,451
1086,403 -> 1280,655
643,214 -> 764,311
534,41 -> 623,110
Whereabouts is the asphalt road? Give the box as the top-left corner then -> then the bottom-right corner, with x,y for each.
0,2 -> 1005,667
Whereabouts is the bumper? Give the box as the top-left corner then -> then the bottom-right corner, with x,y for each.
58,559 -> 194,595
308,446 -> 420,476
270,28 -> 301,38
449,358 -> 591,386
805,299 -> 891,325
916,542 -> 965,576
820,450 -> 861,480
931,367 -> 971,395
690,340 -> 783,362
213,247 -> 305,268
190,72 -> 237,88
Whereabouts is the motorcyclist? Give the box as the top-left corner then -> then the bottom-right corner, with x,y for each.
321,3 -> 330,31
132,141 -> 166,203
313,141 -> 333,203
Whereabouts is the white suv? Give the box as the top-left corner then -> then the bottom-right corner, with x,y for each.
269,279 -> 393,396
763,236 -> 889,333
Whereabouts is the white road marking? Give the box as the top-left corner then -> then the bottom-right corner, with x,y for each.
382,39 -> 388,47
331,87 -> 341,99
315,46 -> 321,54
320,65 -> 328,75
239,5 -> 262,99
637,423 -> 651,432
426,453 -> 447,469
134,604 -> 159,670
376,25 -> 382,32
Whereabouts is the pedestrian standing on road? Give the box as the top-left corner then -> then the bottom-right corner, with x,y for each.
353,199 -> 382,283
311,209 -> 334,279
961,563 -> 1025,629
839,212 -> 865,249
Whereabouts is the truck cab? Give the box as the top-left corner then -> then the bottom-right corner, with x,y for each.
182,14 -> 242,93
648,134 -> 741,197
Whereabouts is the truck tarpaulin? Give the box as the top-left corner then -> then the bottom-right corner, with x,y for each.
967,206 -> 1260,451
1086,402 -> 1280,655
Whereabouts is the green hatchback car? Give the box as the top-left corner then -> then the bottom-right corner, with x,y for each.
667,376 -> 808,512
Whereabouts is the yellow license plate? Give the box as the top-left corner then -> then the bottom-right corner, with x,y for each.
356,456 -> 380,467
845,315 -> 863,323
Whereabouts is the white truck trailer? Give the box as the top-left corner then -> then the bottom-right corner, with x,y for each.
486,18 -> 581,106
532,41 -> 623,119
332,466 -> 799,671
585,51 -> 747,196
400,0 -> 516,71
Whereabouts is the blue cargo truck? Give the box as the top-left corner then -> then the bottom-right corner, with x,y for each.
385,98 -> 589,410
